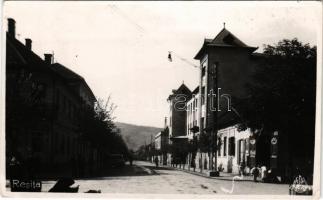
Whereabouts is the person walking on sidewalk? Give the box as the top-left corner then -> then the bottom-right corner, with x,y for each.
154,156 -> 159,168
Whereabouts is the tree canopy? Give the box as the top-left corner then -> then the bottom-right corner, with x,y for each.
237,38 -> 316,134
79,97 -> 129,157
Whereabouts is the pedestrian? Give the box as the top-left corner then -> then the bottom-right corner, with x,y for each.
261,165 -> 267,182
239,161 -> 245,176
251,165 -> 260,182
129,157 -> 133,166
154,156 -> 159,168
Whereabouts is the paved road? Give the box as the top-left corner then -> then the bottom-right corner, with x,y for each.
40,161 -> 289,195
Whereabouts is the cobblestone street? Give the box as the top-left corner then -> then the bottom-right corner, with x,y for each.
40,161 -> 289,195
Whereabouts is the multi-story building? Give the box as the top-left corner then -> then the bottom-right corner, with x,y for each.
166,83 -> 191,165
186,86 -> 206,139
167,27 -> 278,175
167,83 -> 191,139
6,18 -> 101,178
167,26 -> 307,180
187,27 -> 261,174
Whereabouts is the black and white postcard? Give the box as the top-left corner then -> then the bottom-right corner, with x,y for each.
0,1 -> 322,199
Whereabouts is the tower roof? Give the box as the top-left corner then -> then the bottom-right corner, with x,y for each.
194,28 -> 258,59
167,83 -> 192,101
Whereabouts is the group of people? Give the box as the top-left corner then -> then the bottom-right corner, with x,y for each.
239,162 -> 279,183
249,165 -> 267,182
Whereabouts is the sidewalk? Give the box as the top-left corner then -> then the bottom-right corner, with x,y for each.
158,163 -> 255,182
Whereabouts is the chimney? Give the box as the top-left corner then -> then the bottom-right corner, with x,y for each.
164,117 -> 167,128
25,39 -> 32,50
44,54 -> 52,65
8,18 -> 16,38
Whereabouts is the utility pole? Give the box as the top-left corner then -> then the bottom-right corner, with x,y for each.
209,63 -> 219,176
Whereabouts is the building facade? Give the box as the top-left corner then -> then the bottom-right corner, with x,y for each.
6,18 -> 103,178
166,83 -> 191,165
154,128 -> 169,165
166,27 -> 295,180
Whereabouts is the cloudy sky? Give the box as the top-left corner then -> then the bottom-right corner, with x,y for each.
4,1 -> 321,127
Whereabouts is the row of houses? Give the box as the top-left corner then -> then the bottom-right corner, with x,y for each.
6,18 -> 105,178
153,27 -> 314,183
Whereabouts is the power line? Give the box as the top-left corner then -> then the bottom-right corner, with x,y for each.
168,51 -> 199,69
108,4 -> 198,69
108,5 -> 145,33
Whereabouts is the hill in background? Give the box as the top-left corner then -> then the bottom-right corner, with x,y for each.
115,122 -> 163,151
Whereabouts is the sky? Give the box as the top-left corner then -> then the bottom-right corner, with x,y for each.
3,1 -> 321,127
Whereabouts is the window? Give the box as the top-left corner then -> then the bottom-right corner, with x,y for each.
223,137 -> 227,156
201,117 -> 204,132
228,137 -> 235,156
195,99 -> 198,110
202,66 -> 206,77
201,86 -> 205,105
55,89 -> 60,107
218,138 -> 221,156
209,62 -> 217,77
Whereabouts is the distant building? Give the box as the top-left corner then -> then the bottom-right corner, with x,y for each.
167,83 -> 191,139
166,83 -> 191,165
154,128 -> 169,165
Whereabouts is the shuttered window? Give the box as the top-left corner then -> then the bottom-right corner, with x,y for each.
228,137 -> 235,156
223,137 -> 227,156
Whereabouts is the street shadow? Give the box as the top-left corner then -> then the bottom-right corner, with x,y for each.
89,164 -> 160,178
144,165 -> 175,171
28,164 -> 160,181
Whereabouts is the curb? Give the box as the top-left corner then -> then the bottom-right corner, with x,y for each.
161,165 -> 255,182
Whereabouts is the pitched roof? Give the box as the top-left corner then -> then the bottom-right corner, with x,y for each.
6,33 -> 49,72
192,86 -> 199,94
212,28 -> 250,47
167,83 -> 192,101
194,28 -> 258,59
50,63 -> 83,81
175,83 -> 191,95
6,32 -> 96,103
50,63 -> 96,102
49,63 -> 96,102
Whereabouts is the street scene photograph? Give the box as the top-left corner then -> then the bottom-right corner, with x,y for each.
1,1 -> 321,198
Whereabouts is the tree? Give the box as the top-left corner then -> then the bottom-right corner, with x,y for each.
237,39 -> 316,132
79,96 -> 129,156
236,38 -> 316,175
